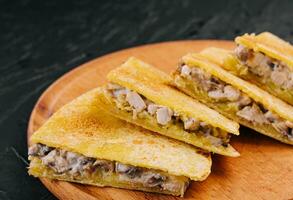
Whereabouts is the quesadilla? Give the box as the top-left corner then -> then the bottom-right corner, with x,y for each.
233,32 -> 293,105
28,88 -> 212,197
97,57 -> 240,157
171,52 -> 293,144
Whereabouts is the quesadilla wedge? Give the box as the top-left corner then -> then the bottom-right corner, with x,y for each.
233,32 -> 293,105
97,57 -> 240,157
28,88 -> 212,197
171,52 -> 293,144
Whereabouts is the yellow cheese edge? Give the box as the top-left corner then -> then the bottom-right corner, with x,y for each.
235,32 -> 293,70
182,53 -> 293,122
30,87 -> 211,181
107,57 -> 240,135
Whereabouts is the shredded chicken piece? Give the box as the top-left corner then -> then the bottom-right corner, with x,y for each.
234,45 -> 252,61
190,67 -> 214,91
182,117 -> 199,131
236,103 -> 268,125
208,85 -> 240,102
147,104 -> 159,115
113,88 -> 128,98
207,90 -> 226,100
180,65 -> 192,77
270,65 -> 293,89
236,95 -> 252,108
223,85 -> 241,101
126,91 -> 146,112
156,107 -> 173,125
271,69 -> 288,86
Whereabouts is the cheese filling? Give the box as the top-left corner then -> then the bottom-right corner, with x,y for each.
106,83 -> 231,147
176,64 -> 293,140
28,143 -> 189,193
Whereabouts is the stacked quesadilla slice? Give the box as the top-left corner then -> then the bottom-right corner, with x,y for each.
28,88 -> 211,197
171,51 -> 293,144
97,57 -> 240,157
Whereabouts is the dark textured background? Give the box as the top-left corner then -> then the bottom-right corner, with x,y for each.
1,0 -> 293,199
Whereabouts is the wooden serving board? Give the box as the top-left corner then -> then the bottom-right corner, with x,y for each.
27,40 -> 293,200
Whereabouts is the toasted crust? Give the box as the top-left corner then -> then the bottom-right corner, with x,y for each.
97,87 -> 240,157
183,53 -> 293,123
30,87 -> 211,181
107,57 -> 239,135
235,32 -> 293,71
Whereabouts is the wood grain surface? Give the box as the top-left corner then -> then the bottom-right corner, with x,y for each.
27,40 -> 293,200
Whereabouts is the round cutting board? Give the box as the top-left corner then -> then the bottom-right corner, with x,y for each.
27,40 -> 293,200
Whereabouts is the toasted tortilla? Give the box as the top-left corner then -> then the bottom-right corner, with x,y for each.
28,87 -> 211,193
179,53 -> 293,144
104,57 -> 240,157
235,32 -> 293,70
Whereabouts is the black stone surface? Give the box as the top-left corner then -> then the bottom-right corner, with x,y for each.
0,0 -> 293,199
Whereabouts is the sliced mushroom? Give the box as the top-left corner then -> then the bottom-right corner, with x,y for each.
143,172 -> 166,187
246,52 -> 271,78
116,163 -> 142,179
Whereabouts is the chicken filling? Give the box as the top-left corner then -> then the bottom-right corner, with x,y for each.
235,45 -> 293,90
177,64 -> 293,140
28,143 -> 189,193
106,83 -> 230,147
